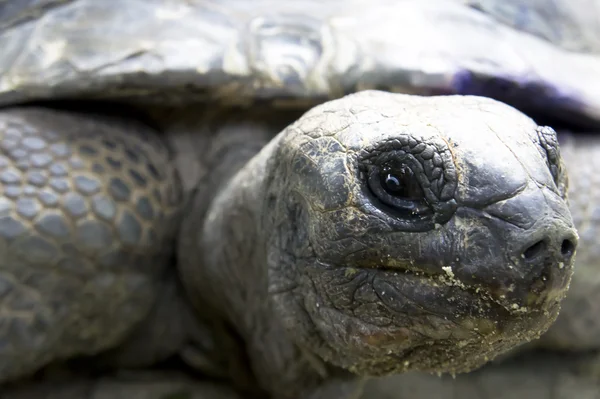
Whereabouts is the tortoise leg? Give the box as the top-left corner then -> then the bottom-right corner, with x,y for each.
0,107 -> 182,383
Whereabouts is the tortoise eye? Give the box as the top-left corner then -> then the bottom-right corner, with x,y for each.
380,165 -> 424,200
366,162 -> 431,217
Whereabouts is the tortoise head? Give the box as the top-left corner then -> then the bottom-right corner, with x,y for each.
263,90 -> 577,376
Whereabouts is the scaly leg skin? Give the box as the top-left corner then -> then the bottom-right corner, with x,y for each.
0,107 -> 182,383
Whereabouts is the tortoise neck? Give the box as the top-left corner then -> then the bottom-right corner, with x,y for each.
178,132 -> 296,392
173,109 -> 306,389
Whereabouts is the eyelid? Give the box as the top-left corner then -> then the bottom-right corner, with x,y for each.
366,163 -> 433,216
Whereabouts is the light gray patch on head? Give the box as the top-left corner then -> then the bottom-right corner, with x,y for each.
431,104 -> 537,205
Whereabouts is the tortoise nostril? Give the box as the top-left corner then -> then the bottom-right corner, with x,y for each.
522,240 -> 546,261
560,239 -> 575,258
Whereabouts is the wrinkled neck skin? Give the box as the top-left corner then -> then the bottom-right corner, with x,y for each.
178,124 -> 363,398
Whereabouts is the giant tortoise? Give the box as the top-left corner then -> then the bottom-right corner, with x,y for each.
0,1 -> 599,399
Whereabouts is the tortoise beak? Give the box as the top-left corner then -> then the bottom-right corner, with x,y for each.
442,184 -> 578,311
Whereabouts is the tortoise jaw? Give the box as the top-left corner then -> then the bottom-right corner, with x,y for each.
339,237 -> 574,316
299,262 -> 563,376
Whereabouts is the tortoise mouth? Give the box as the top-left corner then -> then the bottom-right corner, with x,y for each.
359,261 -> 568,316
307,264 -> 562,376
368,266 -> 510,322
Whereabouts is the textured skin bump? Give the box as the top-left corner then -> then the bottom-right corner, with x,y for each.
0,107 -> 182,383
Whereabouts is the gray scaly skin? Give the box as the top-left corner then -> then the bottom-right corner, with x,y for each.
0,108 -> 183,381
0,91 -> 578,398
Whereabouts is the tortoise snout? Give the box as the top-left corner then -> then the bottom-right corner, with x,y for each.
519,234 -> 577,272
514,229 -> 578,300
457,185 -> 578,308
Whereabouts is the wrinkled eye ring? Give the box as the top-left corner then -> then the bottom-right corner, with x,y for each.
366,162 -> 432,217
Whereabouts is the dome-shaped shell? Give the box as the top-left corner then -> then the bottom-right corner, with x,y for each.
0,0 -> 599,128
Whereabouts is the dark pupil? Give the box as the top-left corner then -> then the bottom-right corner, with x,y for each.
384,174 -> 403,193
381,167 -> 422,199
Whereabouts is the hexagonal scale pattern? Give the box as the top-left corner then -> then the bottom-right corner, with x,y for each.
0,108 -> 183,383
